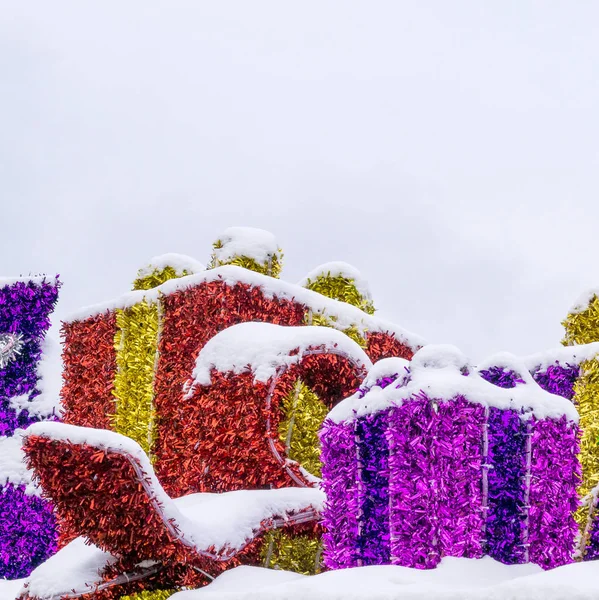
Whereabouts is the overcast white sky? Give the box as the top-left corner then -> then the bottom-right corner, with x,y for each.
2,2 -> 599,361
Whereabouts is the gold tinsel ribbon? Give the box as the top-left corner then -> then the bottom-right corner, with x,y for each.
113,299 -> 161,457
562,296 -> 599,550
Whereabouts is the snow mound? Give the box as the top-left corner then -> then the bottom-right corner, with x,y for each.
137,253 -> 205,278
298,262 -> 372,300
211,227 -> 281,266
0,431 -> 38,494
189,322 -> 372,389
329,344 -> 578,423
170,557 -> 599,600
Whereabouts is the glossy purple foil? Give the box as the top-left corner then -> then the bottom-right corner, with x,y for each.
528,415 -> 580,569
356,410 -> 390,565
532,364 -> 579,400
479,367 -> 524,389
388,394 -> 438,568
0,278 -> 60,437
584,505 -> 599,561
433,396 -> 485,559
485,407 -> 528,563
0,483 -> 58,579
320,418 -> 360,569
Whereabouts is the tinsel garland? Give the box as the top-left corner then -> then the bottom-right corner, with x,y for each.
0,278 -> 60,436
355,410 -> 390,565
278,379 -> 329,478
562,297 -> 599,533
365,332 -> 414,363
532,363 -> 579,400
113,301 -> 160,457
133,266 -> 189,291
432,397 -> 485,560
527,415 -> 580,569
479,366 -> 524,388
23,433 -> 321,598
61,312 -> 118,429
302,273 -> 375,315
119,590 -> 174,600
153,281 -> 305,495
387,395 -> 437,568
0,483 -> 58,579
485,408 -> 528,564
209,240 -> 283,278
584,498 -> 599,560
319,419 -> 360,570
259,529 -> 323,574
180,352 -> 362,495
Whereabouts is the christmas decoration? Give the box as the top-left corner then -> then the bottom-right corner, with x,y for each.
0,276 -> 61,580
321,346 -> 580,571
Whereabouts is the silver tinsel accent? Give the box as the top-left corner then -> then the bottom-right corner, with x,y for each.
0,332 -> 24,368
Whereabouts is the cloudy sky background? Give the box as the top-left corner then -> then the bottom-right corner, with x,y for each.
2,2 -> 598,361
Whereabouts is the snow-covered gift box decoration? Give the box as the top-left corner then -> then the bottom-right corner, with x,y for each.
320,345 -> 580,571
0,276 -> 61,579
60,228 -> 422,497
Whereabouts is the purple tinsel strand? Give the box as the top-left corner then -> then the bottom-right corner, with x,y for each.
0,278 -> 60,437
532,364 -> 580,400
485,408 -> 528,564
357,374 -> 400,398
479,367 -> 525,389
320,419 -> 360,569
527,415 -> 580,569
356,410 -> 390,565
584,501 -> 599,561
0,483 -> 58,579
388,395 -> 438,569
433,396 -> 485,560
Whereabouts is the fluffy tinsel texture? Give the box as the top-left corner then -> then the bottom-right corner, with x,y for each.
532,364 -> 580,400
562,298 -> 599,533
485,408 -> 528,564
153,281 -> 306,495
320,419 -> 359,570
133,266 -> 189,291
181,352 -> 362,495
61,312 -> 118,430
113,301 -> 160,457
432,397 -> 485,560
387,396 -> 437,569
0,278 -> 60,436
23,434 -> 320,597
356,410 -> 390,565
364,332 -> 414,363
302,273 -> 375,315
584,504 -> 599,561
0,483 -> 58,579
479,367 -> 524,389
527,416 -> 580,569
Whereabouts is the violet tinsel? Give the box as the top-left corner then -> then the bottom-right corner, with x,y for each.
527,415 -> 580,569
0,483 -> 58,579
0,278 -> 60,437
433,396 -> 485,559
357,374 -> 400,398
320,418 -> 360,569
479,367 -> 524,389
355,410 -> 390,565
584,504 -> 599,561
532,363 -> 580,400
387,394 -> 438,569
485,407 -> 528,564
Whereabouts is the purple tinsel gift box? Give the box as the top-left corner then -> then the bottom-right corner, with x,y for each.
321,346 -> 580,571
0,276 -> 61,579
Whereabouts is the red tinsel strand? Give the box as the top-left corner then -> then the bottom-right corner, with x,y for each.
365,332 -> 414,363
61,313 -> 118,429
153,281 -> 306,495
